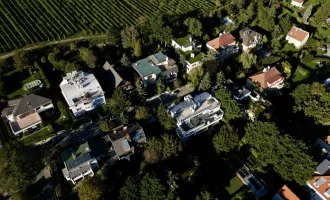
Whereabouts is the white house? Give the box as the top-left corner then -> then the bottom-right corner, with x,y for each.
247,67 -> 285,90
1,92 -> 54,135
60,71 -> 105,117
286,26 -> 309,48
61,142 -> 99,185
291,0 -> 304,7
239,28 -> 262,51
172,36 -> 203,73
169,92 -> 224,140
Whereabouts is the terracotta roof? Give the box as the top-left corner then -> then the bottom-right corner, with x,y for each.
292,0 -> 304,3
249,67 -> 284,89
308,173 -> 330,200
277,185 -> 300,200
207,33 -> 236,50
287,26 -> 309,42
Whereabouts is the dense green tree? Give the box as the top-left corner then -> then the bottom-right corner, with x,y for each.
121,26 -> 139,49
196,189 -> 215,200
157,105 -> 175,130
188,65 -> 204,88
272,25 -> 283,39
239,52 -> 257,70
135,106 -> 151,120
215,87 -> 242,121
106,26 -> 120,46
213,124 -> 239,153
292,82 -> 330,125
13,51 -> 29,69
0,141 -> 41,193
281,61 -> 292,78
79,48 -> 97,68
216,71 -> 225,86
313,1 -> 330,26
144,134 -> 182,163
77,176 -> 104,200
279,14 -> 292,33
120,53 -> 131,67
119,176 -> 140,200
103,89 -> 132,115
99,119 -> 114,132
140,174 -> 166,200
134,39 -> 142,57
156,79 -> 166,94
303,4 -> 313,24
257,3 -> 275,32
199,72 -> 211,91
184,18 -> 203,37
243,121 -> 315,184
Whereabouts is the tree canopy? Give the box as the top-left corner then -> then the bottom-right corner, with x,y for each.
157,105 -> 175,131
243,121 -> 315,184
292,82 -> 330,125
140,173 -> 166,200
103,89 -> 132,115
215,87 -> 242,121
77,176 -> 104,200
0,141 -> 41,193
199,72 -> 211,91
213,124 -> 239,153
135,106 -> 151,120
239,52 -> 257,70
184,18 -> 203,37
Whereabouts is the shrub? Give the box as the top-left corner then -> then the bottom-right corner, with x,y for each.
262,56 -> 281,65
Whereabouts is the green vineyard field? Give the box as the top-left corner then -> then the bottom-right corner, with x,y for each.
0,0 -> 213,54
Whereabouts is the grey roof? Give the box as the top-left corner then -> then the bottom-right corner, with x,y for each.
103,61 -> 123,89
3,92 -> 52,117
239,28 -> 262,46
314,177 -> 326,187
69,164 -> 92,179
316,159 -> 330,175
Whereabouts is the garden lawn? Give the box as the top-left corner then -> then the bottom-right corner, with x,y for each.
225,176 -> 244,195
292,66 -> 310,82
20,125 -> 55,146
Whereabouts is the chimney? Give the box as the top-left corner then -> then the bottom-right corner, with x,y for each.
190,53 -> 195,58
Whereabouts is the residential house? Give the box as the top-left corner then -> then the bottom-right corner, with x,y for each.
60,71 -> 105,117
169,92 -> 224,140
61,142 -> 99,185
1,92 -> 53,135
132,52 -> 179,86
172,36 -> 203,73
237,166 -> 268,198
247,67 -> 285,90
239,28 -> 262,51
225,79 -> 251,101
291,0 -> 304,7
286,26 -> 309,48
272,185 -> 300,200
105,123 -> 146,163
307,159 -> 330,200
207,32 -> 239,61
102,61 -> 133,91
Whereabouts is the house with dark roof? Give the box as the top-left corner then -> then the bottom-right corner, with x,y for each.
102,61 -> 133,91
172,36 -> 204,73
105,123 -> 146,163
1,92 -> 53,135
307,159 -> 330,200
169,92 -> 224,140
286,26 -> 309,48
132,52 -> 179,86
61,142 -> 99,185
272,185 -> 300,200
207,32 -> 239,62
239,28 -> 262,51
247,67 -> 285,90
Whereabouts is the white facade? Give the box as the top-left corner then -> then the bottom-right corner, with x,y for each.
171,38 -> 194,52
186,60 -> 201,73
291,0 -> 303,7
169,92 -> 224,140
285,33 -> 309,48
60,71 -> 105,117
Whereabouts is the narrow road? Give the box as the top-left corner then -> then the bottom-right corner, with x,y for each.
0,35 -> 107,60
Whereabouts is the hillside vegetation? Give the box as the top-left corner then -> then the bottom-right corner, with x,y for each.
0,0 -> 212,53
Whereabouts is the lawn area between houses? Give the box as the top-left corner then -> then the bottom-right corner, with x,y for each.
292,66 -> 310,82
225,176 -> 244,196
20,125 -> 55,146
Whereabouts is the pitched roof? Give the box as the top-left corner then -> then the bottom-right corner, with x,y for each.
249,67 -> 284,89
287,26 -> 309,42
4,92 -> 52,117
61,142 -> 92,170
276,185 -> 300,200
207,33 -> 236,49
239,28 -> 262,46
292,0 -> 304,3
102,61 -> 123,89
317,159 -> 330,175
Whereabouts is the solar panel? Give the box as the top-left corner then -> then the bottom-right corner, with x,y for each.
68,153 -> 91,169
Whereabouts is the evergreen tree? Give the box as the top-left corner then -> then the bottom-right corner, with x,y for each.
239,52 -> 257,70
120,53 -> 131,67
156,105 -> 175,130
215,87 -> 242,121
140,174 -> 166,200
303,4 -> 313,24
77,176 -> 104,200
213,124 -> 239,153
103,89 -> 132,115
184,18 -> 203,37
199,73 -> 211,91
134,39 -> 142,57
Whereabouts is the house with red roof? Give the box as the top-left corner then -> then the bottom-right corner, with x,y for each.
272,185 -> 300,200
291,0 -> 304,7
307,159 -> 330,200
206,32 -> 239,61
247,67 -> 285,90
286,26 -> 309,48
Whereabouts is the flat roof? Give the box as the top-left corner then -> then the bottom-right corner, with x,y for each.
10,111 -> 42,133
